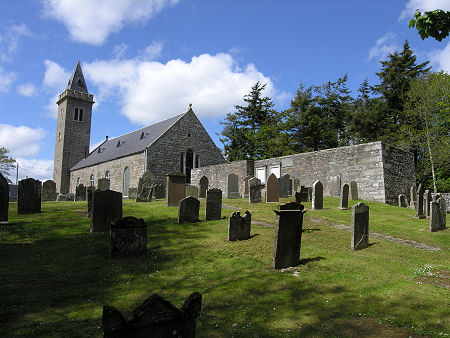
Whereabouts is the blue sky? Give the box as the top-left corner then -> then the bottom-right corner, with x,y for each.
0,0 -> 449,182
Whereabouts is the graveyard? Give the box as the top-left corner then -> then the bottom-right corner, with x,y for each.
0,195 -> 448,337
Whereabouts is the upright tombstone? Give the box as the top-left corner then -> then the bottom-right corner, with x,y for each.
424,189 -> 432,217
18,178 -> 41,214
278,176 -> 290,198
312,180 -> 323,210
410,185 -> 417,210
266,173 -> 279,203
243,175 -> 252,198
127,187 -> 137,199
249,177 -> 263,204
430,196 -> 446,232
272,207 -> 306,269
42,180 -> 57,202
137,171 -> 155,202
351,202 -> 369,250
102,292 -> 202,338
329,175 -> 341,196
226,173 -> 239,199
199,176 -> 208,198
98,178 -> 110,191
186,186 -> 199,199
307,187 -> 313,202
153,184 -> 165,199
75,184 -> 86,201
166,173 -> 186,207
0,173 -> 9,224
415,184 -> 425,219
205,188 -> 222,221
295,186 -> 308,203
339,183 -> 349,210
292,178 -> 300,194
228,211 -> 251,241
87,186 -> 95,217
178,196 -> 200,223
66,192 -> 75,201
90,190 -> 122,233
398,194 -> 407,208
285,175 -> 293,196
349,181 -> 358,200
110,216 -> 147,257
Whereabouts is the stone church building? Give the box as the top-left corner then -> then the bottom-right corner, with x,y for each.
53,62 -> 225,195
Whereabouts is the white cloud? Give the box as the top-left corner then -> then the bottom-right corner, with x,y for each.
0,66 -> 15,93
43,59 -> 71,90
0,23 -> 32,62
430,41 -> 450,72
400,0 -> 450,20
0,124 -> 46,158
15,158 -> 53,182
141,41 -> 164,60
112,43 -> 128,59
17,82 -> 37,97
368,32 -> 399,61
43,0 -> 179,45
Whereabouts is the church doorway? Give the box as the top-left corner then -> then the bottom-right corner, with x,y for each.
123,167 -> 130,197
185,149 -> 194,184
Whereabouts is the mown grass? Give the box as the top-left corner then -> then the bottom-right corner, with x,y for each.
0,197 -> 448,337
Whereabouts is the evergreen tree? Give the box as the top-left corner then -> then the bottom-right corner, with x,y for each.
0,147 -> 16,183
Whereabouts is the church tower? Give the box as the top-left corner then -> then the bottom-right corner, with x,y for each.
53,61 -> 94,194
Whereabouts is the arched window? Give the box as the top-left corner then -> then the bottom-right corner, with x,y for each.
105,171 -> 110,180
123,167 -> 130,197
77,177 -> 81,186
90,174 -> 95,187
58,132 -> 61,141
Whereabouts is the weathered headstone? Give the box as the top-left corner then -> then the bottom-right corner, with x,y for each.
278,176 -> 290,198
42,180 -> 57,201
186,186 -> 199,199
307,187 -> 313,202
110,216 -> 147,257
226,173 -> 239,199
205,188 -> 222,220
410,185 -> 417,210
415,184 -> 425,219
136,185 -> 153,202
339,183 -> 349,210
249,177 -> 263,204
285,174 -> 293,196
430,196 -> 447,232
329,175 -> 341,196
166,173 -> 186,207
0,173 -> 9,223
272,208 -> 306,269
102,292 -> 202,338
98,178 -> 110,191
266,173 -> 279,203
87,186 -> 95,217
18,178 -> 41,214
398,194 -> 407,208
57,193 -> 67,201
312,180 -> 323,210
178,196 -> 200,223
243,175 -> 252,198
351,202 -> 369,250
127,187 -> 137,199
292,178 -> 300,194
228,211 -> 251,241
295,186 -> 308,203
90,190 -> 123,233
75,184 -> 86,201
199,176 -> 208,198
350,181 -> 358,200
66,192 -> 75,201
153,184 -> 165,199
137,171 -> 155,197
424,189 -> 432,217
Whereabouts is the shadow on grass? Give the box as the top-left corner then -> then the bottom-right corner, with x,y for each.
300,256 -> 325,265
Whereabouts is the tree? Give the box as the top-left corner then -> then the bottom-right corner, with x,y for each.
409,9 -> 450,41
0,147 -> 16,183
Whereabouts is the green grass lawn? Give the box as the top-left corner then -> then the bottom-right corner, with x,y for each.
0,197 -> 448,337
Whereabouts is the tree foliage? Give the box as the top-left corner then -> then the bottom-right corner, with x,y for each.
0,147 -> 16,184
409,9 -> 450,41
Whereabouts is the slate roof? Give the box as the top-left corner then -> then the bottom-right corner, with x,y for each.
70,112 -> 185,171
67,61 -> 89,94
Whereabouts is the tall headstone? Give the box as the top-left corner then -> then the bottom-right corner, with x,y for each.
18,178 -> 41,214
430,196 -> 447,232
166,173 -> 186,207
398,194 -> 407,208
110,216 -> 147,257
285,174 -> 293,196
137,170 -> 155,201
228,211 -> 251,241
75,184 -> 86,201
312,180 -> 323,210
307,187 -> 313,202
226,173 -> 239,199
295,186 -> 308,203
87,186 -> 95,217
0,173 -> 9,223
205,188 -> 222,221
98,178 -> 110,191
350,181 -> 358,200
186,186 -> 199,199
249,177 -> 263,204
42,180 -> 57,201
329,175 -> 341,197
272,208 -> 306,269
199,176 -> 208,198
351,202 -> 369,250
415,184 -> 425,219
292,178 -> 300,194
266,173 -> 279,203
178,196 -> 200,223
339,183 -> 349,210
410,185 -> 417,210
424,189 -> 432,217
243,175 -> 252,198
278,176 -> 289,198
90,190 -> 122,232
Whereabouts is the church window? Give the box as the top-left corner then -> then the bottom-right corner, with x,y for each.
179,153 -> 184,173
195,155 -> 200,168
79,109 -> 83,121
74,108 -> 83,122
105,171 -> 110,180
58,132 -> 61,141
123,167 -> 130,197
90,174 -> 95,187
117,140 -> 125,147
77,177 -> 81,186
98,147 -> 105,154
74,108 -> 78,121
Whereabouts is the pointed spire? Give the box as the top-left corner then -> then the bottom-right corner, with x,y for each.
67,61 -> 89,93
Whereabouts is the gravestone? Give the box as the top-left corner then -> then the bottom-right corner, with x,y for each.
137,171 -> 155,199
127,187 -> 137,199
186,186 -> 199,199
228,211 -> 251,241
312,180 -> 323,210
75,184 -> 86,201
18,178 -> 41,214
42,180 -> 57,201
278,176 -> 290,198
226,173 -> 239,199
350,181 -> 358,200
351,202 -> 369,250
249,177 -> 263,204
90,190 -> 122,233
166,173 -> 186,207
272,208 -> 306,269
398,194 -> 407,208
57,193 -> 67,201
307,187 -> 313,202
66,192 -> 75,201
292,178 -> 300,194
243,175 -> 252,198
424,189 -> 432,217
278,201 -> 304,211
410,185 -> 417,210
87,186 -> 95,217
98,178 -> 110,191
329,175 -> 341,196
199,176 -> 208,198
110,216 -> 147,257
0,173 -> 8,223
339,183 -> 349,210
205,188 -> 222,220
430,195 -> 446,232
153,184 -> 165,199
285,175 -> 293,196
266,173 -> 279,203
178,196 -> 200,223
415,184 -> 425,219
295,186 -> 308,203
137,186 -> 153,202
